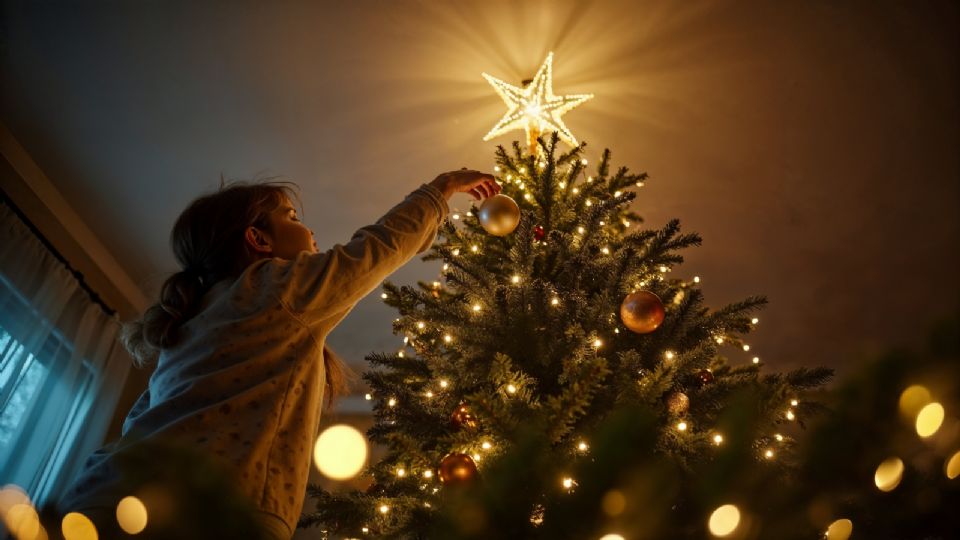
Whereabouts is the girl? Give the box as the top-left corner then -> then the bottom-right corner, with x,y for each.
56,169 -> 501,539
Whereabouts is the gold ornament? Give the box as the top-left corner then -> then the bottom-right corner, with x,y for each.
620,290 -> 665,334
482,52 -> 594,152
450,403 -> 478,430
665,391 -> 690,416
478,194 -> 521,236
438,453 -> 478,486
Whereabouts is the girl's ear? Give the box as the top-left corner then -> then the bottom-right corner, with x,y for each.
244,226 -> 273,254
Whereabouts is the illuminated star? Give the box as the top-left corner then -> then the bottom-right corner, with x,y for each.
482,52 -> 593,148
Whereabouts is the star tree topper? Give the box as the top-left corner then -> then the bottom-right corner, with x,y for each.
482,52 -> 594,152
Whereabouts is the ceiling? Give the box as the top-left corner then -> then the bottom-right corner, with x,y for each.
1,0 -> 957,381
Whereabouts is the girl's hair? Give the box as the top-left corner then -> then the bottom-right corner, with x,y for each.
120,179 -> 349,405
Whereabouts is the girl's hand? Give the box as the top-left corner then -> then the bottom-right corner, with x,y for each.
430,168 -> 502,201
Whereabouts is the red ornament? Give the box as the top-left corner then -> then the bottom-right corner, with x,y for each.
450,403 -> 478,430
534,225 -> 546,241
438,453 -> 478,486
697,369 -> 715,385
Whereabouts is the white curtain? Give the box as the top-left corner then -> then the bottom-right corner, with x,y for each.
0,199 -> 131,508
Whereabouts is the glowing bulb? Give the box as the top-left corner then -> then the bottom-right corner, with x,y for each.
578,441 -> 589,451
397,351 -> 404,358
585,199 -> 593,206
572,187 -> 580,194
713,434 -> 724,445
945,450 -> 960,479
790,399 -> 799,406
899,385 -> 932,417
752,357 -> 760,364
743,344 -> 750,351
916,402 -> 945,437
472,303 -> 482,312
636,181 -> 645,187
577,226 -> 585,234
562,477 -> 575,489
519,166 -> 527,174
764,449 -> 775,459
665,351 -> 675,360
439,380 -> 449,388
581,159 -> 588,165
614,190 -> 622,197
601,247 -> 610,254
494,166 -> 501,172
551,297 -> 560,306
416,321 -> 425,329
444,334 -> 453,343
452,248 -> 460,256
874,457 -> 904,491
715,337 -> 724,344
313,425 -> 368,480
593,338 -> 603,348
511,275 -> 521,284
396,468 -> 406,477
524,193 -> 532,201
677,421 -> 688,431
659,265 -> 668,273
482,441 -> 492,450
471,245 -> 479,252
472,453 -> 481,462
599,535 -> 626,540
506,384 -> 518,394
364,393 -> 372,400
751,317 -> 759,324
379,505 -> 390,514
62,512 -> 98,540
425,391 -> 434,398
380,292 -> 388,299
825,519 -> 853,540
443,263 -> 449,271
708,504 -> 741,537
558,181 -> 566,189
623,220 -> 631,227
388,398 -> 397,407
786,409 -> 796,421
774,433 -> 784,442
693,276 -> 701,283
423,470 -> 433,478
452,213 -> 461,220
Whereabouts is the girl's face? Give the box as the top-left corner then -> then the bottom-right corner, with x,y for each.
245,195 -> 319,260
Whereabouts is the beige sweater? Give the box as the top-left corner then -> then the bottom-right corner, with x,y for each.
58,184 -> 448,533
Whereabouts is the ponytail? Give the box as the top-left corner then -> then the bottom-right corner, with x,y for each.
122,269 -> 210,368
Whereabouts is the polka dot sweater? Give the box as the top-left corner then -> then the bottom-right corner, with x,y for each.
57,184 -> 449,532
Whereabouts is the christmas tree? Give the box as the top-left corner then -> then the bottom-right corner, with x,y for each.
300,131 -> 833,538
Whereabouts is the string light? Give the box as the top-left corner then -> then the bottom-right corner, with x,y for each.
452,213 -> 461,220
397,351 -> 405,358
472,303 -> 482,312
558,181 -> 567,189
601,246 -> 610,254
511,275 -> 521,284
916,402 -> 945,437
577,441 -> 589,452
577,226 -> 585,234
581,159 -> 589,165
520,166 -> 527,174
443,263 -> 449,271
693,276 -> 701,283
664,351 -> 675,360
423,470 -> 434,478
424,391 -> 434,399
715,336 -> 725,344
659,265 -> 668,273
786,410 -> 796,421
774,433 -> 784,442
524,193 -> 532,201
742,344 -> 750,351
494,166 -> 500,172
593,338 -> 603,348
551,297 -> 560,306
790,399 -> 799,407
439,379 -> 449,389
396,468 -> 406,477
677,421 -> 688,431
713,434 -> 724,445
470,245 -> 479,252
636,181 -> 645,187
379,505 -> 390,514
585,199 -> 593,206
752,357 -> 760,364
562,476 -> 576,489
506,384 -> 518,394
623,220 -> 631,227
751,317 -> 759,324
614,191 -> 622,197
416,321 -> 426,330
452,248 -> 460,256
443,334 -> 453,343
388,398 -> 397,407
472,453 -> 481,462
764,449 -> 775,459
482,441 -> 492,450
364,393 -> 372,400
380,292 -> 388,299
572,187 -> 580,194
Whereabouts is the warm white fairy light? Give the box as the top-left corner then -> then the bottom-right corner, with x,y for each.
452,213 -> 461,220
507,174 -> 513,181
397,351 -> 405,358
659,265 -> 668,273
365,393 -> 372,401
572,187 -> 580,194
439,379 -> 449,389
715,336 -> 724,344
713,434 -> 724,445
558,181 -> 567,189
520,166 -> 527,174
423,470 -> 433,478
790,399 -> 799,407
581,159 -> 589,165
452,248 -> 460,256
472,453 -> 481,462
751,317 -> 759,324
443,334 -> 453,343
388,398 -> 397,407
396,468 -> 406,477
538,161 -> 545,169
577,226 -> 585,234
677,421 -> 688,432
623,220 -> 631,227
585,199 -> 593,207
443,263 -> 449,271
577,441 -> 589,452
601,247 -> 610,255
764,449 -> 775,459
786,409 -> 796,421
636,181 -> 645,187
379,505 -> 390,514
614,190 -> 622,197
506,384 -> 518,394
693,276 -> 701,283
524,193 -> 532,201
362,527 -> 370,533
470,245 -> 479,253
481,52 -> 594,148
466,211 -> 473,217
482,441 -> 492,450
551,297 -> 560,306
665,351 -> 675,360
752,357 -> 760,364
562,476 -> 575,489
511,274 -> 521,284
380,292 -> 388,299
417,321 -> 425,330
472,303 -> 482,312
425,391 -> 434,399
593,338 -> 603,348
494,165 -> 501,172
774,433 -> 784,442
599,220 -> 605,226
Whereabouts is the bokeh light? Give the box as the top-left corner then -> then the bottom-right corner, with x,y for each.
313,424 -> 368,480
5,503 -> 40,540
945,450 -> 960,480
898,385 -> 931,417
915,402 -> 944,438
874,457 -> 904,492
825,518 -> 853,539
601,489 -> 626,516
62,512 -> 98,540
116,495 -> 149,534
708,504 -> 741,537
